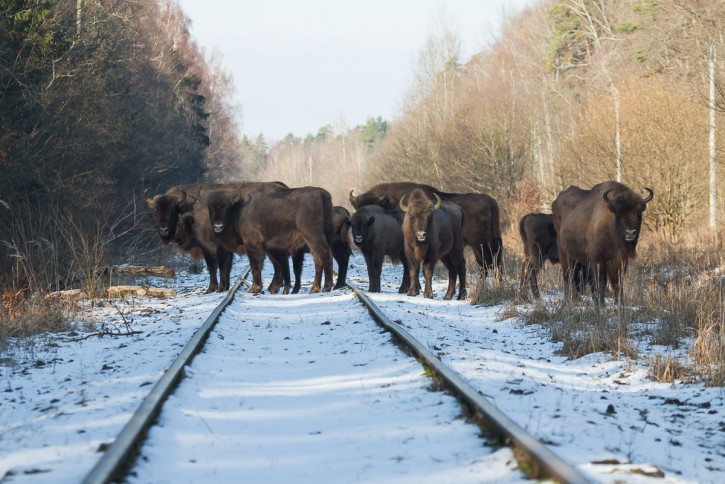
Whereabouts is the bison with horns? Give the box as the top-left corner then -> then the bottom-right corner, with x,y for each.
146,183 -> 233,293
400,188 -> 466,300
552,181 -> 653,304
350,182 -> 502,279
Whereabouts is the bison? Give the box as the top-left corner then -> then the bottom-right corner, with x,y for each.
552,181 -> 653,304
173,209 -> 234,292
400,189 -> 466,300
350,205 -> 409,293
288,205 -> 352,293
207,185 -> 334,294
146,183 -> 231,293
349,182 -> 502,278
518,213 -> 559,300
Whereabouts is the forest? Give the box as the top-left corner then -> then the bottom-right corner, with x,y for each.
1,0 -> 724,381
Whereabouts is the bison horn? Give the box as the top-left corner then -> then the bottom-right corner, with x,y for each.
433,193 -> 442,210
642,187 -> 654,204
399,194 -> 409,213
175,187 -> 187,204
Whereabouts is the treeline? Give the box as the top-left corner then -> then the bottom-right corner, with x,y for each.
252,117 -> 387,210
369,0 -> 725,244
0,0 -> 241,292
261,0 -> 725,247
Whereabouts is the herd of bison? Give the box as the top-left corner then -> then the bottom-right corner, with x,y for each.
145,180 -> 653,304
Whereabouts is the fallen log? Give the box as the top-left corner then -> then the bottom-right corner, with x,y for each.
105,265 -> 176,278
46,289 -> 89,301
106,286 -> 176,298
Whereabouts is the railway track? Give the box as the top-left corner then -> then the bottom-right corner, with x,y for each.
82,263 -> 591,484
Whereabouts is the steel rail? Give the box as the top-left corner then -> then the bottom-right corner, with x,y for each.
82,270 -> 251,484
347,280 -> 594,484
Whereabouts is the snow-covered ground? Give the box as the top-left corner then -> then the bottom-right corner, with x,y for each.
0,251 -> 723,483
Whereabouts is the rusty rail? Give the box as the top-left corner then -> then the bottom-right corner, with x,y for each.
347,280 -> 593,484
82,270 -> 251,484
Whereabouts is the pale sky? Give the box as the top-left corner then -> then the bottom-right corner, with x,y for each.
175,0 -> 536,142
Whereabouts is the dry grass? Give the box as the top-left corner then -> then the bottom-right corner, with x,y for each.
649,354 -> 689,383
0,291 -> 69,350
501,227 -> 725,385
514,300 -> 638,359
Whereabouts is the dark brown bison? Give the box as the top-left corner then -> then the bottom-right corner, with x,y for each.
173,209 -> 234,292
552,181 -> 653,304
350,182 -> 502,278
146,183 -> 231,293
350,205 -> 409,293
206,185 -> 334,294
146,184 -> 222,242
518,213 -> 559,300
400,189 -> 466,300
288,205 -> 352,293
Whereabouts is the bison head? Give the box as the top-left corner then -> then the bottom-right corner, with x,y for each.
206,189 -> 243,235
351,214 -> 373,248
400,189 -> 441,243
349,189 -> 388,210
147,189 -> 189,242
603,187 -> 653,243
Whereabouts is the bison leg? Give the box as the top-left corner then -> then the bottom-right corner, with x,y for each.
406,264 -> 421,297
202,248 -> 219,294
561,256 -> 580,301
332,242 -> 349,289
291,250 -> 304,294
473,245 -> 485,273
519,255 -> 532,300
455,251 -> 467,300
365,252 -> 382,293
307,242 -> 333,294
606,263 -> 624,305
405,249 -> 421,297
491,239 -> 504,281
440,257 -> 457,300
246,247 -> 266,294
217,247 -> 233,292
422,261 -> 435,299
528,258 -> 542,299
593,264 -> 608,305
266,250 -> 287,294
399,253 -> 411,294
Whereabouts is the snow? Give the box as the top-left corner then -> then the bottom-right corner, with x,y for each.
0,252 -> 723,483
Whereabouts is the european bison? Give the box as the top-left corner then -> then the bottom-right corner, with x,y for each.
350,182 -> 502,278
207,185 -> 334,294
552,181 -> 653,304
400,189 -> 466,300
173,205 -> 235,293
350,205 -> 409,293
146,183 -> 230,293
518,213 -> 559,300
288,205 -> 352,293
